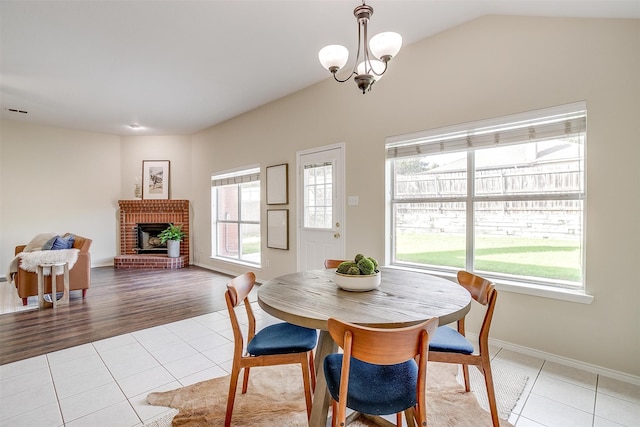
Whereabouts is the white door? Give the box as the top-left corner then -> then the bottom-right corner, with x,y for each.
297,144 -> 345,271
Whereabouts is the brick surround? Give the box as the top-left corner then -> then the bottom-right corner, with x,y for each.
115,199 -> 190,269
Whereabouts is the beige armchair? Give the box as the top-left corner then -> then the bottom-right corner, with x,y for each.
14,235 -> 92,305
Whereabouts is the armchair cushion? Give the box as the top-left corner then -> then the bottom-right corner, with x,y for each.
23,232 -> 58,252
51,234 -> 75,250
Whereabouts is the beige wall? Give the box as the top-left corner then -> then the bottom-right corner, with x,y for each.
0,15 -> 638,377
119,135 -> 192,200
0,121 -> 122,267
191,16 -> 640,377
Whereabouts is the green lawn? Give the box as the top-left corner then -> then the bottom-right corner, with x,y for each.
396,233 -> 581,282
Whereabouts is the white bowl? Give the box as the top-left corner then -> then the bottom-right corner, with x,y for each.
334,271 -> 381,292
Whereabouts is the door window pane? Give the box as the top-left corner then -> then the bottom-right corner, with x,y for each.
304,163 -> 333,229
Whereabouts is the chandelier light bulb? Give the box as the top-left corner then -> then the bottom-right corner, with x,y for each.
319,45 -> 349,73
357,60 -> 386,81
369,32 -> 402,61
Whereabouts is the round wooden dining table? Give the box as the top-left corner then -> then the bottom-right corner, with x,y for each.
257,267 -> 472,427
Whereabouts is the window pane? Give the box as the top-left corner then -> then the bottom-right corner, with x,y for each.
217,186 -> 238,221
217,222 -> 238,258
241,181 -> 260,222
474,200 -> 583,284
393,152 -> 467,199
393,202 -> 466,269
211,170 -> 261,266
304,164 -> 333,229
475,138 -> 584,196
240,223 -> 261,263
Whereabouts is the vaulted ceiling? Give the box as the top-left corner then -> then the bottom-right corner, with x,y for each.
1,0 -> 638,136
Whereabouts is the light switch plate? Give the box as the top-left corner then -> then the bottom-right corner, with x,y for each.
348,196 -> 359,206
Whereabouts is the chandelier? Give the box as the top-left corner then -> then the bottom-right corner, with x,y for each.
318,1 -> 402,94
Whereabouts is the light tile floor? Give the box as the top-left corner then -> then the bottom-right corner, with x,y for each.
1,301 -> 638,427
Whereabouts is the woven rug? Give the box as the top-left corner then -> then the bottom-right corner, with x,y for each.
146,362 -> 526,426
456,364 -> 528,420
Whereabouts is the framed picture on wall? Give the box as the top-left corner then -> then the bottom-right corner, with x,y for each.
267,209 -> 289,250
266,163 -> 288,205
142,160 -> 170,199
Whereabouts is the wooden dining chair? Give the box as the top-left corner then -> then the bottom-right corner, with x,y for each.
428,270 -> 500,427
324,316 -> 439,427
224,272 -> 317,427
324,259 -> 349,269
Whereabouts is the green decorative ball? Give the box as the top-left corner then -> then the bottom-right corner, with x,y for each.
357,257 -> 375,275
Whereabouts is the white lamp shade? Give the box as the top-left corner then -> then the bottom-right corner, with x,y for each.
357,60 -> 386,81
318,45 -> 349,71
369,32 -> 402,60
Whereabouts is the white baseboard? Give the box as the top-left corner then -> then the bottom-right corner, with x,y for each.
192,262 -> 248,281
463,332 -> 640,387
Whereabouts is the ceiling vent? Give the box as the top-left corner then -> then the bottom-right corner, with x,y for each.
6,108 -> 28,114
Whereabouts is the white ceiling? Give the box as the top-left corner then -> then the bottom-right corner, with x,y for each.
1,0 -> 638,136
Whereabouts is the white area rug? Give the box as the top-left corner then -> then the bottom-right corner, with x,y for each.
143,409 -> 179,427
456,364 -> 528,420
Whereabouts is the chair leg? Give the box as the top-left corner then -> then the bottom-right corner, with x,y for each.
82,289 -> 87,298
301,359 -> 313,419
462,363 -> 471,392
404,408 -> 418,427
396,412 -> 403,427
22,297 -> 28,306
309,350 -> 316,391
225,365 -> 241,427
241,366 -> 251,394
481,363 -> 500,427
331,399 -> 338,427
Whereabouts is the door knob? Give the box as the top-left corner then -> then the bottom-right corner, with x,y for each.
334,233 -> 341,239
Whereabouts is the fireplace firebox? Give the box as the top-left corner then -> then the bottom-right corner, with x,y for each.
136,223 -> 170,254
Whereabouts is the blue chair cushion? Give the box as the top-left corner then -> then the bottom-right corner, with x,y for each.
324,354 -> 418,415
429,326 -> 475,354
247,322 -> 317,356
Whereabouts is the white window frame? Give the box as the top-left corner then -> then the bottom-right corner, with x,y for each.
211,165 -> 261,267
385,102 -> 593,303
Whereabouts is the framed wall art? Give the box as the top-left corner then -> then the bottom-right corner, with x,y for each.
266,163 -> 288,205
142,160 -> 170,200
267,209 -> 289,250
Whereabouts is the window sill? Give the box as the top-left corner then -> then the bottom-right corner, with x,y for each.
493,280 -> 594,304
209,256 -> 261,270
385,265 -> 594,304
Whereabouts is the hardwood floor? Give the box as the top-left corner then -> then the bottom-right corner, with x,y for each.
0,266 -> 235,366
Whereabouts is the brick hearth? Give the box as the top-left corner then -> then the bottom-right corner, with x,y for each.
115,199 -> 190,269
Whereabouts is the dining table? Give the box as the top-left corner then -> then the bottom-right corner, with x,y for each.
257,266 -> 472,427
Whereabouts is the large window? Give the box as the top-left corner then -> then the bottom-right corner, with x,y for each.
386,103 -> 586,290
211,167 -> 261,265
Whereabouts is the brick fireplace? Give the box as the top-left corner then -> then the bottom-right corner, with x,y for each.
114,199 -> 190,269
